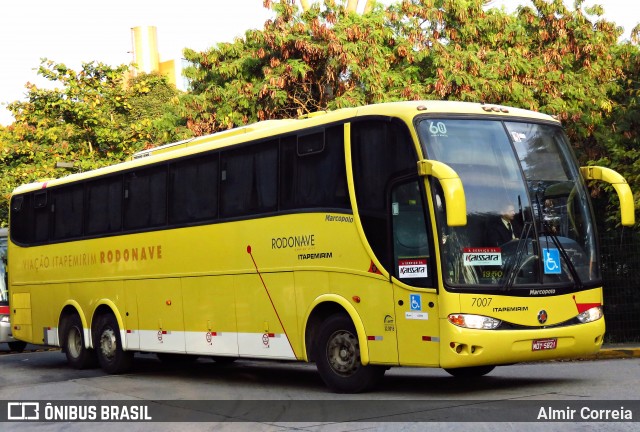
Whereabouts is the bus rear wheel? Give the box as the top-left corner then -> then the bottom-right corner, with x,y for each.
94,313 -> 133,374
314,314 -> 385,393
8,340 -> 27,352
61,314 -> 97,369
444,365 -> 495,378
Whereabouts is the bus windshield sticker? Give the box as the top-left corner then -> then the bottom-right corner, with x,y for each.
398,258 -> 428,278
427,121 -> 448,137
463,248 -> 502,266
510,131 -> 527,142
543,248 -> 562,274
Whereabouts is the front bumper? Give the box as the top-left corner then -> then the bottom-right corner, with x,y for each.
439,317 -> 605,368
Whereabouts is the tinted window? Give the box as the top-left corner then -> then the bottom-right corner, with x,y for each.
86,176 -> 122,235
124,166 -> 167,230
280,126 -> 349,210
51,185 -> 84,240
10,192 -> 51,244
351,119 -> 417,269
220,141 -> 278,217
169,154 -> 219,223
391,180 -> 432,287
32,191 -> 50,243
10,195 -> 30,244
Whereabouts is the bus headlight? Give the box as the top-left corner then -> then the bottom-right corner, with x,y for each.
448,314 -> 502,330
0,315 -> 9,324
576,306 -> 603,323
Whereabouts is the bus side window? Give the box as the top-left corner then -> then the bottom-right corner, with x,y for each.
220,140 -> 278,218
51,184 -> 84,240
85,176 -> 123,235
169,153 -> 219,224
33,191 -> 49,243
124,166 -> 168,230
10,195 -> 29,244
280,126 -> 349,210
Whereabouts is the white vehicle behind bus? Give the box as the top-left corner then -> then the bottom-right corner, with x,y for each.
0,228 -> 26,352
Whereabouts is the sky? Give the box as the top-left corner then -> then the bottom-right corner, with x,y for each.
1,0 -> 638,126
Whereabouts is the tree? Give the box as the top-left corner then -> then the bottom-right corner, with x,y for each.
181,0 -> 636,227
179,0 -> 412,134
394,0 -> 637,225
297,0 -> 374,13
0,60 -> 190,226
3,1 -> 636,229
591,39 -> 640,229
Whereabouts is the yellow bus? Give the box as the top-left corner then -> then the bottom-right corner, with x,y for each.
8,101 -> 634,392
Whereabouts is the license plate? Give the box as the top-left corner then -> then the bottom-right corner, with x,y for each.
532,338 -> 557,351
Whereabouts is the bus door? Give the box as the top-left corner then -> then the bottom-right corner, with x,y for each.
389,179 -> 440,366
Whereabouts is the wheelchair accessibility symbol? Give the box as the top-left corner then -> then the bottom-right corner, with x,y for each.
543,248 -> 561,275
410,294 -> 422,311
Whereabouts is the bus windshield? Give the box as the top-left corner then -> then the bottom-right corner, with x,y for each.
418,118 -> 600,291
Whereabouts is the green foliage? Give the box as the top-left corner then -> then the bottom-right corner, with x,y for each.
1,0 -> 638,233
180,0 -> 409,133
0,60 -> 191,226
591,44 -> 640,229
181,0 -> 626,135
180,0 -> 638,231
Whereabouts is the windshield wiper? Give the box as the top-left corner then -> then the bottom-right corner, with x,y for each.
541,227 -> 583,290
502,222 -> 533,291
533,182 -> 583,289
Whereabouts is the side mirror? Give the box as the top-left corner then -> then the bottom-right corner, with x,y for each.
417,160 -> 467,226
580,166 -> 635,226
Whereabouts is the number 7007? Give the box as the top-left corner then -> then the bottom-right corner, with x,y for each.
471,297 -> 492,307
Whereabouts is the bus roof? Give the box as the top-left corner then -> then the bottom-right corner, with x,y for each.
129,119 -> 299,160
11,100 -> 558,194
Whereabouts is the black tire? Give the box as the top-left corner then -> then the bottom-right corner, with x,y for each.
61,314 -> 97,369
8,340 -> 27,352
94,313 -> 133,374
444,365 -> 495,378
314,314 -> 385,393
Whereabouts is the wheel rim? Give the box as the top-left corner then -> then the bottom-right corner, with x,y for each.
67,326 -> 83,359
99,327 -> 117,362
326,329 -> 360,376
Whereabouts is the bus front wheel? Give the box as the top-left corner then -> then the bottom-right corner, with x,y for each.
61,314 -> 97,369
314,314 -> 385,393
94,313 -> 133,374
